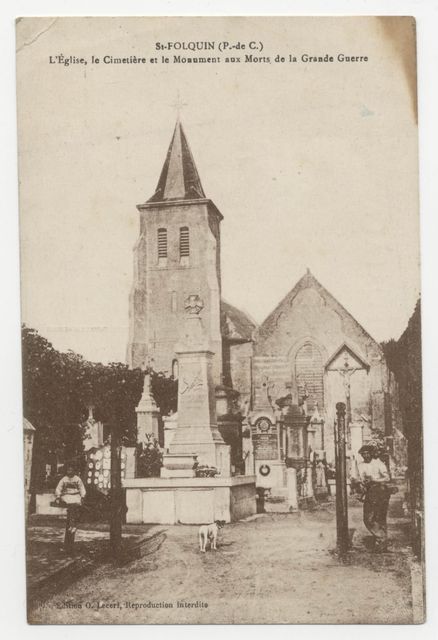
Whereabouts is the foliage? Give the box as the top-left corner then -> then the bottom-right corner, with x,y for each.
194,465 -> 219,478
82,484 -> 112,522
382,299 -> 423,556
149,370 -> 178,418
136,435 -> 163,478
22,326 -> 88,490
22,325 -> 177,492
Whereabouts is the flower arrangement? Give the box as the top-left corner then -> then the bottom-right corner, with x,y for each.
194,464 -> 219,478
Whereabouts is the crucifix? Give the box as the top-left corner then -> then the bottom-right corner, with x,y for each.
334,351 -> 362,429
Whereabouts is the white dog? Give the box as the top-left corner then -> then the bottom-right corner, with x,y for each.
198,520 -> 225,552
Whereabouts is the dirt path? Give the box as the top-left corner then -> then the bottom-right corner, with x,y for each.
28,503 -> 415,624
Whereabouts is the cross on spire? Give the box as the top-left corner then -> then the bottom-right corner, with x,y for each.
171,91 -> 188,120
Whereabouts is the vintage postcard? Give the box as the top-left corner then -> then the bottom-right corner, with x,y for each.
17,16 -> 424,624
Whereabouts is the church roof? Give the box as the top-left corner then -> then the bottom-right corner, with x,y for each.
325,342 -> 370,371
258,268 -> 382,350
221,300 -> 257,342
147,120 -> 206,203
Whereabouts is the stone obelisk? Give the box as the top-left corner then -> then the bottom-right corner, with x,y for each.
136,373 -> 160,444
161,295 -> 230,477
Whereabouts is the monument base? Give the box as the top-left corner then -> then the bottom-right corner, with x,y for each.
161,452 -> 197,478
255,459 -> 286,492
123,475 -> 257,524
167,439 -> 231,477
161,468 -> 196,478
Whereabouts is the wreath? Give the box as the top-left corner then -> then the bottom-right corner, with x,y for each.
259,464 -> 271,477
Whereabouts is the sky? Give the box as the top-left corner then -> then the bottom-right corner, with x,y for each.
16,16 -> 420,363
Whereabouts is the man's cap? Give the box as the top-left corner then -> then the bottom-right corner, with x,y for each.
358,444 -> 376,455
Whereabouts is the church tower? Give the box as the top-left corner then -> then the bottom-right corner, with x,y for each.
127,120 -> 223,383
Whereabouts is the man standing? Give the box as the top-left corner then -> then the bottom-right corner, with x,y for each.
357,444 -> 391,551
55,464 -> 86,551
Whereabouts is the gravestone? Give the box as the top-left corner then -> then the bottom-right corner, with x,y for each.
136,373 -> 160,444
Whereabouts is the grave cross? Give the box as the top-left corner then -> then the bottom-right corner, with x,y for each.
338,352 -> 361,399
333,351 -> 364,429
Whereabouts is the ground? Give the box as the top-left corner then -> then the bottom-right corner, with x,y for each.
27,495 -> 423,625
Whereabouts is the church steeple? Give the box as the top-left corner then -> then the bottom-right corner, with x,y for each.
128,118 -> 223,381
148,120 -> 206,203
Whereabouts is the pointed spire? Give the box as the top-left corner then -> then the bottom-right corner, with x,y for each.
148,120 -> 206,203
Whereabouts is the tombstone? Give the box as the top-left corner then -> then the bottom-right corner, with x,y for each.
161,295 -> 230,478
242,418 -> 254,476
124,447 -> 137,479
314,451 -> 329,499
287,467 -> 299,511
83,406 -> 104,451
136,373 -> 160,444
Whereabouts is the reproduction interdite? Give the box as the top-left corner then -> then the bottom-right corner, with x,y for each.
16,16 -> 424,624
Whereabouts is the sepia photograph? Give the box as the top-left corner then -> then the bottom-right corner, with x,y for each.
15,15 -> 424,624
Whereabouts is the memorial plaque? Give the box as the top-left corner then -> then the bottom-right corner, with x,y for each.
252,417 -> 279,460
253,433 -> 279,460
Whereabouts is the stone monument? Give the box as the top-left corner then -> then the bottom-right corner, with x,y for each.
136,373 -> 160,444
123,295 -> 255,525
161,295 -> 230,478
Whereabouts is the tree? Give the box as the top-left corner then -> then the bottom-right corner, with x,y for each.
22,326 -> 88,491
22,325 -> 178,496
382,299 -> 423,557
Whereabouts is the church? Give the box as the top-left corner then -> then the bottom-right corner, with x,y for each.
126,119 -> 399,494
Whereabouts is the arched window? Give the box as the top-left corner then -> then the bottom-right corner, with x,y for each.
172,359 -> 179,380
157,228 -> 167,263
295,341 -> 324,410
179,226 -> 190,261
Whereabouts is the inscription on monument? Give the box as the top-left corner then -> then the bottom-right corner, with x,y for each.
252,417 -> 279,460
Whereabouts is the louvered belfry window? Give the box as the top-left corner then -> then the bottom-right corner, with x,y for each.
179,226 -> 190,257
157,228 -> 167,258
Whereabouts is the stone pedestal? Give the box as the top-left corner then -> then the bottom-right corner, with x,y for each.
286,468 -> 298,512
124,447 -> 137,479
136,373 -> 160,443
305,467 -> 314,498
161,453 -> 198,478
124,475 -> 256,524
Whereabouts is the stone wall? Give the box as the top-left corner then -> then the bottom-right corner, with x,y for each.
127,200 -> 222,382
124,476 -> 257,524
254,276 -> 391,436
